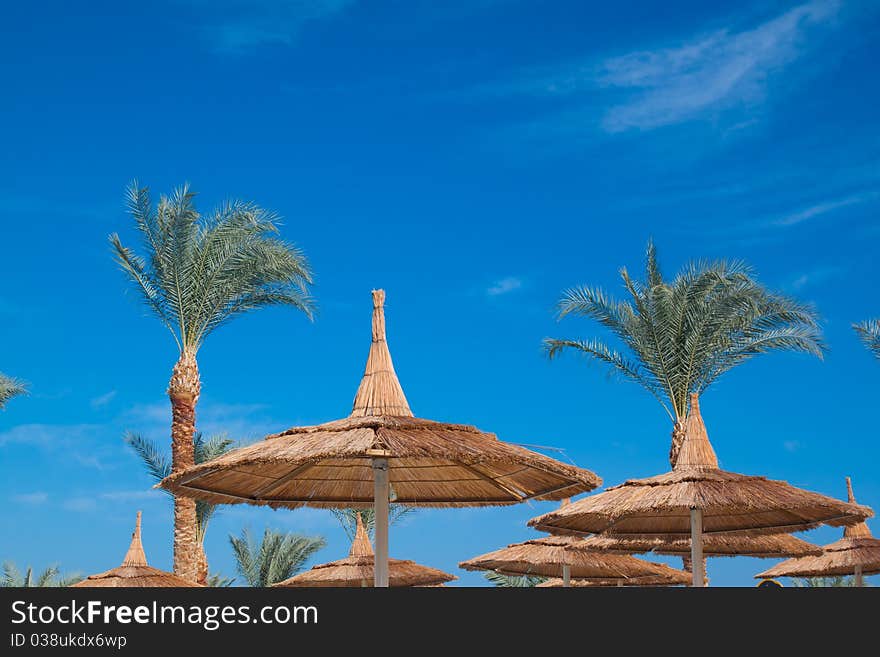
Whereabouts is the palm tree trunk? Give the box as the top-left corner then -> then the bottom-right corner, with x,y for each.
680,555 -> 709,586
668,419 -> 686,468
168,350 -> 201,583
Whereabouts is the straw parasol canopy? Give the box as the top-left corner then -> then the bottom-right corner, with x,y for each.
274,514 -> 456,587
72,512 -> 202,588
537,571 -> 691,587
460,535 -> 690,585
756,477 -> 880,586
529,394 -> 872,587
578,533 -> 822,559
161,290 -> 601,587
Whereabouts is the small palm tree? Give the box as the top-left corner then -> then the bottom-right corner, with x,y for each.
111,181 -> 314,582
330,507 -> 414,542
124,431 -> 234,583
484,571 -> 545,587
546,241 -> 824,466
206,572 -> 235,587
0,373 -> 27,409
854,319 -> 880,360
793,576 -> 856,587
2,562 -> 82,587
229,528 -> 326,587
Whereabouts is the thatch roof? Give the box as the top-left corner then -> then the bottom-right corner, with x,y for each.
274,514 -> 455,587
530,395 -> 872,538
757,478 -> 880,579
72,512 -> 201,588
537,571 -> 691,587
161,290 -> 600,508
579,533 -> 822,558
460,535 -> 690,581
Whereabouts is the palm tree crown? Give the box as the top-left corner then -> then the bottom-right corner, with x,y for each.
546,241 -> 824,464
229,528 -> 326,587
2,562 -> 82,587
853,319 -> 880,360
111,182 -> 314,354
0,373 -> 27,409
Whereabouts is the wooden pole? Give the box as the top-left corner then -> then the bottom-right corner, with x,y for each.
373,457 -> 390,588
562,564 -> 571,587
690,507 -> 704,588
854,565 -> 863,587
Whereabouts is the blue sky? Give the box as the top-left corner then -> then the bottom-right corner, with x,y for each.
1,0 -> 878,587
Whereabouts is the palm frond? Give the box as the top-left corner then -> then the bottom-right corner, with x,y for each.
854,319 -> 880,360
123,432 -> 171,487
484,571 -> 546,587
0,372 -> 28,409
230,527 -> 326,587
330,506 -> 415,542
547,241 -> 824,441
206,572 -> 235,587
113,182 -> 315,355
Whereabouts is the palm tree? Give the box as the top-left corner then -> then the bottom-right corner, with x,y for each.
545,241 -> 824,466
2,562 -> 82,587
206,572 -> 235,587
330,506 -> 414,542
793,576 -> 856,587
124,431 -> 234,583
229,528 -> 326,587
854,319 -> 880,360
0,373 -> 27,409
111,181 -> 314,582
484,571 -> 545,587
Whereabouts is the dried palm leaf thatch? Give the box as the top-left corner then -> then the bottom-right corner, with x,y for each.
460,535 -> 689,580
537,570 -> 691,587
757,478 -> 880,580
530,395 -> 871,538
274,515 -> 455,587
579,532 -> 822,558
72,512 -> 201,588
161,290 -> 600,508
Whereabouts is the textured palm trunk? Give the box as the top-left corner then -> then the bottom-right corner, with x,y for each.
671,419 -> 707,584
169,350 -> 201,584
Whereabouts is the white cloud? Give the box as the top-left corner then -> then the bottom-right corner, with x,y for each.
100,490 -> 162,502
789,266 -> 843,291
0,423 -> 99,448
12,492 -> 48,505
783,440 -> 801,452
773,191 -> 877,226
480,1 -> 841,134
487,277 -> 523,296
599,0 -> 839,131
184,0 -> 355,54
90,390 -> 117,409
63,497 -> 98,513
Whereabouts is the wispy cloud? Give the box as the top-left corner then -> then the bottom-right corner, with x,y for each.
487,277 -> 523,296
99,490 -> 161,502
124,400 -> 276,441
479,1 -> 841,135
788,266 -> 844,292
63,497 -> 98,513
0,423 -> 99,448
12,492 -> 48,505
183,0 -> 355,54
90,390 -> 117,409
772,191 -> 878,227
783,440 -> 801,452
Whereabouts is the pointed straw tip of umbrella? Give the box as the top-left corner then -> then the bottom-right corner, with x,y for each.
371,289 -> 385,308
349,513 -> 374,558
121,510 -> 148,567
846,476 -> 856,503
673,394 -> 718,470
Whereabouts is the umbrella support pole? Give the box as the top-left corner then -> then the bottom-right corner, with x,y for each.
373,457 -> 390,588
562,564 -> 571,587
854,565 -> 863,587
690,507 -> 704,588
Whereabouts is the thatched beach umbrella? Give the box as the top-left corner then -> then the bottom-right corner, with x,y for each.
274,514 -> 455,587
579,533 -> 820,559
529,394 -> 871,587
162,290 -> 601,586
537,570 -> 691,587
460,535 -> 689,586
72,512 -> 201,588
757,478 -> 880,586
